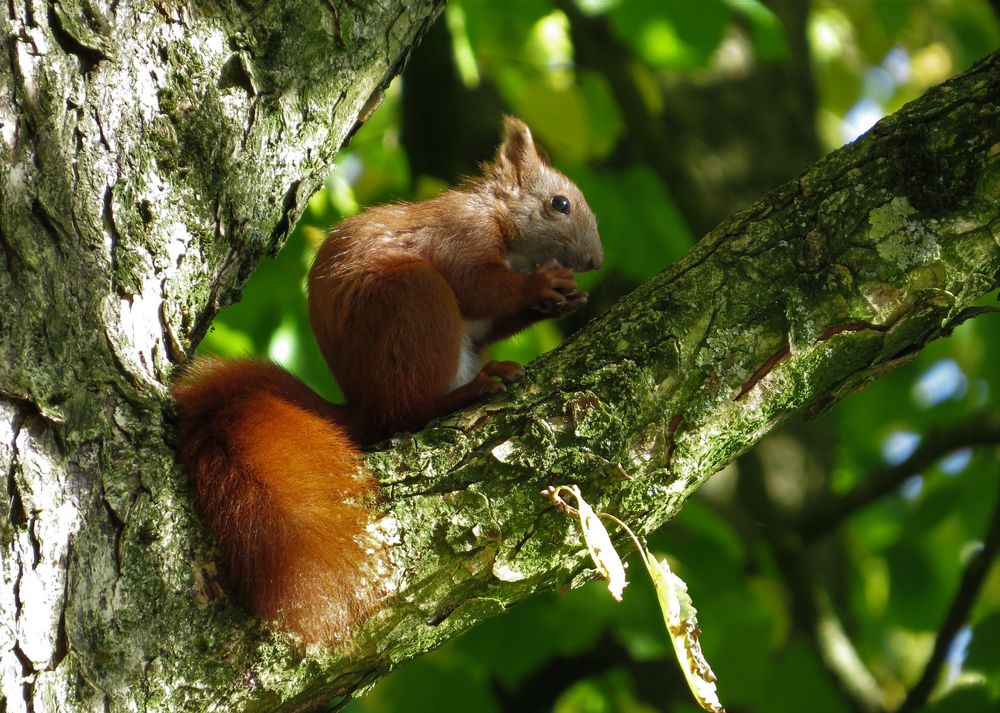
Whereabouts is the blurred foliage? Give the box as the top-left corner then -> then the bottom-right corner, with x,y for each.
196,0 -> 1000,711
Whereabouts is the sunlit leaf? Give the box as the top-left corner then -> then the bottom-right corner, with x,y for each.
197,320 -> 255,358
642,553 -> 725,713
446,1 -> 480,88
721,0 -> 789,59
545,485 -> 629,601
546,485 -> 725,712
609,0 -> 730,69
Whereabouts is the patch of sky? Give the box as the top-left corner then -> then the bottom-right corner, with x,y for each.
882,430 -> 920,466
912,359 -> 967,408
945,626 -> 973,683
938,448 -> 972,476
840,45 -> 910,144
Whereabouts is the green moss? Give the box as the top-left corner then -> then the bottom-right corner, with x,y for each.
148,116 -> 181,172
871,196 -> 942,270
111,244 -> 144,295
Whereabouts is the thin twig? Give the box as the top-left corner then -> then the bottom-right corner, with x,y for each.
800,413 -> 1000,540
896,485 -> 1000,713
813,588 -> 886,713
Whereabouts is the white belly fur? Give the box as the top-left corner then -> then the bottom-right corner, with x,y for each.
451,319 -> 492,390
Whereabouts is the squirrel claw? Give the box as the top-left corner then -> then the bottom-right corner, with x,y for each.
534,290 -> 588,317
480,380 -> 506,396
469,361 -> 523,397
480,360 -> 524,385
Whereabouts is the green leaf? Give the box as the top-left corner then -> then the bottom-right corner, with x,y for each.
967,611 -> 1000,692
441,587 -> 612,690
553,668 -> 660,713
757,639 -> 852,713
921,683 -> 998,713
608,0 -> 730,70
491,320 -> 563,367
722,0 -> 789,60
197,320 -> 255,358
343,657 -> 500,713
884,538 -> 948,630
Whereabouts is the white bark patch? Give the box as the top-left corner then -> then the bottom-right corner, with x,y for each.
0,403 -> 83,712
13,425 -> 80,668
0,402 -> 23,711
490,439 -> 516,463
491,561 -> 526,582
114,273 -> 167,384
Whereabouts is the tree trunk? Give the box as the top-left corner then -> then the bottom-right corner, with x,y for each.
0,1 -> 442,711
1,2 -> 998,711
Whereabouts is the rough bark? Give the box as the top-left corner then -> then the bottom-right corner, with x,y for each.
0,2 -> 997,711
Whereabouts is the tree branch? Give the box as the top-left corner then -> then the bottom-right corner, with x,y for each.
896,486 -> 1000,712
800,412 -> 1000,540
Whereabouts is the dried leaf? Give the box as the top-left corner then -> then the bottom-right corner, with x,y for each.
544,485 -> 628,601
543,484 -> 725,713
643,553 -> 725,713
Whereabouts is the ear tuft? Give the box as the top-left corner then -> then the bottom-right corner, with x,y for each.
497,115 -> 542,187
533,141 -> 551,166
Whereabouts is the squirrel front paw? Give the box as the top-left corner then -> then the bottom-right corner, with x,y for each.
533,289 -> 588,317
525,258 -> 587,316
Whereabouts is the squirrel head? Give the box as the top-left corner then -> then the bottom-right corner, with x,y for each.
486,116 -> 603,274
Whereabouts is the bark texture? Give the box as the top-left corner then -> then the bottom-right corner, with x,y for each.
0,2 -> 998,711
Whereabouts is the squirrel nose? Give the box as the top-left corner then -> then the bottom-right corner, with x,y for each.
587,254 -> 603,271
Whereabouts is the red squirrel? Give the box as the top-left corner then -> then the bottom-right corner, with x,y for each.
172,116 -> 603,643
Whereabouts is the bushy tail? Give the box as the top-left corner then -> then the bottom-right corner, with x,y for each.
172,357 -> 384,643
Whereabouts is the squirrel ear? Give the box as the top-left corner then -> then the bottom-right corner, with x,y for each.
533,141 -> 551,166
497,115 -> 543,187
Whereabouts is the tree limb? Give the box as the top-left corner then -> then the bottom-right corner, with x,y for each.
800,411 -> 1000,540
896,486 -> 1000,713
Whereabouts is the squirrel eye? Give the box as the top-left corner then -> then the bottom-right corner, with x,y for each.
550,195 -> 571,215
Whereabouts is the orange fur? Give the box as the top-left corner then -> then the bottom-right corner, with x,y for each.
173,358 -> 382,642
172,117 -> 603,644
